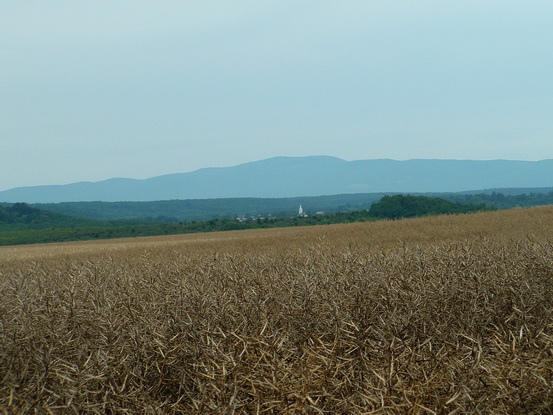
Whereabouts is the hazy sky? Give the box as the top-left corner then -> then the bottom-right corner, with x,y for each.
1,1 -> 552,191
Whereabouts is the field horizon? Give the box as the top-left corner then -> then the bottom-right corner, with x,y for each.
2,206 -> 553,413
2,205 -> 552,261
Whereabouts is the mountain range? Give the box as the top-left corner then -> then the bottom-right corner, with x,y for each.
2,156 -> 553,203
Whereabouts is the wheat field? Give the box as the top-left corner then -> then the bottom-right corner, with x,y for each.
1,207 -> 553,414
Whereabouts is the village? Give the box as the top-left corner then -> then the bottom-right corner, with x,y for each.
235,205 -> 326,222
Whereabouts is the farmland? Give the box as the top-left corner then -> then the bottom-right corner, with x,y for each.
1,207 -> 553,413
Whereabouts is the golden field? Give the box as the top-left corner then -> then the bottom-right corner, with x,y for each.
1,207 -> 553,414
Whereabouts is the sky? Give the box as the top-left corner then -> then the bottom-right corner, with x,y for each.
1,1 -> 552,191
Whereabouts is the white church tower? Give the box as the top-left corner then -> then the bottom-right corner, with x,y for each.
298,205 -> 307,217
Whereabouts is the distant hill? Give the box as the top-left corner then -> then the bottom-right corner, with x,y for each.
0,203 -> 101,231
34,194 -> 389,222
0,195 -> 493,246
1,191 -> 552,245
29,189 -> 553,223
368,195 -> 491,219
1,156 -> 553,203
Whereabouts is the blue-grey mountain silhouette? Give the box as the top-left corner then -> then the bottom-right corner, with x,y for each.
1,156 -> 552,203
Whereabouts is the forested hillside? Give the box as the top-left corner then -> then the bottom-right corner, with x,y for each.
369,195 -> 491,219
35,194 -> 387,222
0,196 -> 491,246
0,203 -> 101,230
31,189 -> 553,222
1,191 -> 551,246
451,190 -> 553,209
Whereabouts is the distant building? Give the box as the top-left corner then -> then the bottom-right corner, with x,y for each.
298,205 -> 308,217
